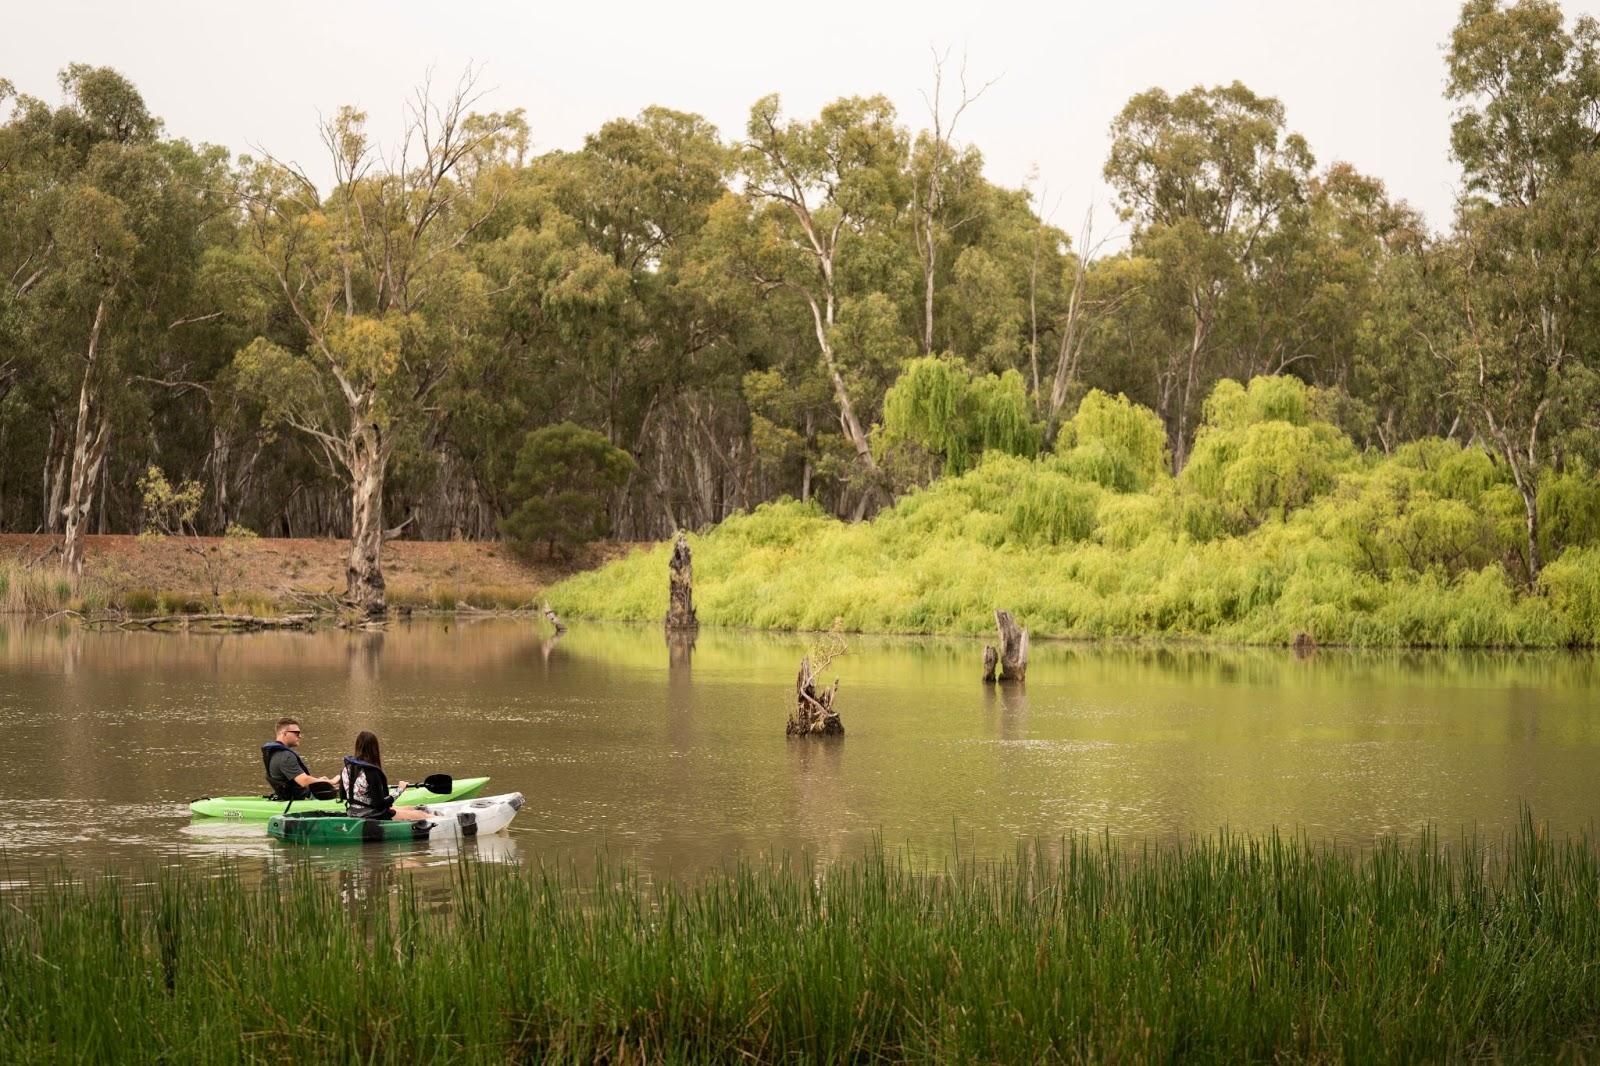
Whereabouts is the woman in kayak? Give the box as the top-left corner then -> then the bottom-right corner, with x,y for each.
339,731 -> 431,822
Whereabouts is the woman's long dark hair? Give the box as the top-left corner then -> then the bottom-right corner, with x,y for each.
354,730 -> 382,767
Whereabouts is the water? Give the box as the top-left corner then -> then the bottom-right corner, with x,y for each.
0,618 -> 1595,884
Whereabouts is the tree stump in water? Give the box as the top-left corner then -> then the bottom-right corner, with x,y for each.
787,656 -> 843,736
665,533 -> 698,630
982,609 -> 1029,683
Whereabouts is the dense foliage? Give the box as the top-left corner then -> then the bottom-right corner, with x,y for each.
2,1 -> 1598,614
501,423 -> 635,558
8,822 -> 1600,1061
553,378 -> 1600,646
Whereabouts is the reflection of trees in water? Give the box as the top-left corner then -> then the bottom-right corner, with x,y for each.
787,737 -> 847,861
3,620 -> 1598,693
347,631 -> 385,683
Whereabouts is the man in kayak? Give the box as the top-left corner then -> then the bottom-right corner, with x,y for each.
262,717 -> 336,800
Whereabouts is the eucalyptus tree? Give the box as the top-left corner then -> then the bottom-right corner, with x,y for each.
463,107 -> 737,539
1104,82 -> 1314,470
724,94 -> 914,508
1442,0 -> 1600,578
0,66 -> 231,577
231,76 -> 520,614
910,53 -> 995,357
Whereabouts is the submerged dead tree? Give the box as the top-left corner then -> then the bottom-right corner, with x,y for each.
788,621 -> 846,736
982,609 -> 1029,683
788,657 -> 843,736
665,533 -> 698,630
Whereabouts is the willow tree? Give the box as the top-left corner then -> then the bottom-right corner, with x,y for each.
233,76 -> 519,614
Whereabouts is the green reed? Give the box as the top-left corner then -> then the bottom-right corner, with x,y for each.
5,819 -> 1600,1063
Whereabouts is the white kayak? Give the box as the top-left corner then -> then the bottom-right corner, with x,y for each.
268,792 -> 525,845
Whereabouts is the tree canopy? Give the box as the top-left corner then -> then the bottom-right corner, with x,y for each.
2,1 -> 1599,611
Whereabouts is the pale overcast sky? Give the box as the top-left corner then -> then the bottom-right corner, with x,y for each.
8,0 -> 1600,234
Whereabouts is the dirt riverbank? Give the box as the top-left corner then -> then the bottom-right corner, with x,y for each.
0,534 -> 633,613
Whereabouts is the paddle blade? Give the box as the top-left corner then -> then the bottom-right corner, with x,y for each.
308,781 -> 338,800
420,773 -> 453,794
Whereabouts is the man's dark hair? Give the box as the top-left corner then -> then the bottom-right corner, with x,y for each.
275,717 -> 300,732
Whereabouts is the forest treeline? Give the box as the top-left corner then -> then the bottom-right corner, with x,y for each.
2,0 -> 1598,614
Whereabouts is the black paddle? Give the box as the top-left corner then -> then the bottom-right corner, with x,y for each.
397,774 -> 453,796
283,775 -> 450,817
282,779 -> 339,815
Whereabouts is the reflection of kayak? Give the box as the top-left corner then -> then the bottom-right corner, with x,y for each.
188,777 -> 490,819
268,793 -> 525,844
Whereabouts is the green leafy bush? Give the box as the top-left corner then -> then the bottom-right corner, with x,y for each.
550,377 -> 1599,647
878,355 -> 1039,478
1055,389 -> 1168,492
501,422 -> 635,558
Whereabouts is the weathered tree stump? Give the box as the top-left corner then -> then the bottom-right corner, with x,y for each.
787,656 -> 843,736
982,609 -> 1029,683
542,602 -> 568,634
665,533 -> 698,630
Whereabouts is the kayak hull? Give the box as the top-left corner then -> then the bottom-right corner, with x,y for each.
268,792 -> 524,845
189,777 -> 490,819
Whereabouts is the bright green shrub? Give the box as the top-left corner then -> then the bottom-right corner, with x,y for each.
1001,470 -> 1099,547
1538,470 -> 1600,559
1391,439 -> 1506,502
1541,546 -> 1600,644
1331,468 -> 1501,579
1184,422 -> 1352,529
1056,390 -> 1168,492
1202,375 -> 1314,429
879,356 -> 1040,477
548,379 -> 1598,648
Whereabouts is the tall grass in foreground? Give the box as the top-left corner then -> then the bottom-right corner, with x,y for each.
6,821 -> 1600,1062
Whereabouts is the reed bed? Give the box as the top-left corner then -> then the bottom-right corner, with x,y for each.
5,820 -> 1600,1062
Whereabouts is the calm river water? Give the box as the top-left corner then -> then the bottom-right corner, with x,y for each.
1,618 -> 1595,885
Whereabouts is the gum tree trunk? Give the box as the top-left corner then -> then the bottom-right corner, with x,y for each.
61,297 -> 111,582
345,416 -> 388,617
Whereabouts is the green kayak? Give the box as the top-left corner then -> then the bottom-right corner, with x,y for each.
269,793 -> 524,845
189,777 -> 490,820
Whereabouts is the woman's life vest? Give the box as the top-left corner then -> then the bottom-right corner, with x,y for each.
340,756 -> 397,820
261,742 -> 312,800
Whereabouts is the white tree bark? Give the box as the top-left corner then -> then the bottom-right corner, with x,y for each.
61,296 -> 110,581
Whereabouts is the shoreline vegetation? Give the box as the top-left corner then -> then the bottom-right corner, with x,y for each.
551,378 -> 1600,649
6,819 -> 1600,1061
